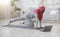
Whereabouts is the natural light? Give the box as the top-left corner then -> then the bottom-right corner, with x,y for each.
50,10 -> 57,15
0,0 -> 10,5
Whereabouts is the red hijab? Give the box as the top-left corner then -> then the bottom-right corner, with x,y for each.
34,6 -> 45,21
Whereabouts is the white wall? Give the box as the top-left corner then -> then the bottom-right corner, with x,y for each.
0,5 -> 5,19
19,0 -> 60,21
43,7 -> 60,21
0,0 -> 60,21
0,0 -> 11,19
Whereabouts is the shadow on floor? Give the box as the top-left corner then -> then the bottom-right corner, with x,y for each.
2,25 -> 53,32
2,25 -> 36,30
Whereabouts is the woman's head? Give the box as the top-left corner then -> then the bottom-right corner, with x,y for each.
39,6 -> 45,13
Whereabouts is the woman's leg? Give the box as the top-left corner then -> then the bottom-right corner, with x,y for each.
36,20 -> 41,29
10,15 -> 26,23
25,19 -> 34,27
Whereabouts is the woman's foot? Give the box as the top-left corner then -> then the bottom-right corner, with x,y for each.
40,27 -> 43,29
36,27 -> 40,29
36,27 -> 43,29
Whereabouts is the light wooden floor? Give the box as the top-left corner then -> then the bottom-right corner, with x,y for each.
0,19 -> 60,37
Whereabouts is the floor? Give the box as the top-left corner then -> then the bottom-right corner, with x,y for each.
0,19 -> 60,37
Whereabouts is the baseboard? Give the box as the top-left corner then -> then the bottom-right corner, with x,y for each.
42,20 -> 60,23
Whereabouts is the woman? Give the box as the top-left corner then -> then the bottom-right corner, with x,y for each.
10,6 -> 45,29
